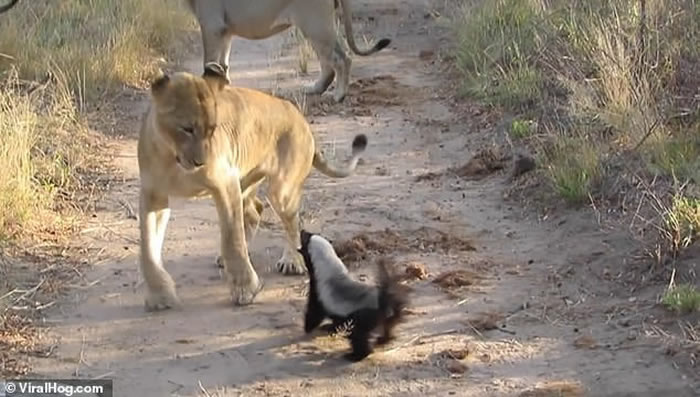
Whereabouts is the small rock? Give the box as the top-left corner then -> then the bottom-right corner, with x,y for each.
510,151 -> 536,179
445,359 -> 468,374
573,335 -> 598,350
419,49 -> 435,60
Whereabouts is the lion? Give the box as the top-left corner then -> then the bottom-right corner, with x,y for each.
185,0 -> 391,103
0,0 -> 19,14
137,62 -> 368,310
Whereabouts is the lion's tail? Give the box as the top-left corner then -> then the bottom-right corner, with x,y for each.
312,134 -> 367,178
338,0 -> 391,56
0,0 -> 19,14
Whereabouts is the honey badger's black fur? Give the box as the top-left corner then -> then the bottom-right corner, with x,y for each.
298,229 -> 408,361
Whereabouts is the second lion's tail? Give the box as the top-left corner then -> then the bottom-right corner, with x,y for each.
312,134 -> 367,178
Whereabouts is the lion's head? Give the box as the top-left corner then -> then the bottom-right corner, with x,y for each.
149,63 -> 228,172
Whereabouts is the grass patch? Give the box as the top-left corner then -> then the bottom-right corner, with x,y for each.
662,284 -> 700,314
452,0 -> 700,250
0,0 -> 194,101
455,0 -> 545,110
545,136 -> 601,203
664,195 -> 700,253
510,119 -> 535,139
648,132 -> 700,184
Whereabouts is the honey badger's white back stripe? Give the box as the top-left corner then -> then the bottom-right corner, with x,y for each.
307,235 -> 378,317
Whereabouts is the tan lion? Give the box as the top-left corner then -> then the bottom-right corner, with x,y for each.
185,0 -> 391,103
137,62 -> 367,310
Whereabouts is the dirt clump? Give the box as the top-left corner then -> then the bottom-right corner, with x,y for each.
465,311 -> 504,331
306,75 -> 420,117
403,262 -> 429,281
444,359 -> 468,374
0,314 -> 38,377
452,147 -> 510,179
573,335 -> 599,350
433,269 -> 482,289
334,227 -> 475,264
444,345 -> 470,360
518,381 -> 585,397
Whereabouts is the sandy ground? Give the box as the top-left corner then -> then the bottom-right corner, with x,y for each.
29,0 -> 700,396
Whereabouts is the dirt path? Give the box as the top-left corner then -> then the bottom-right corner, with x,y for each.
30,1 -> 699,396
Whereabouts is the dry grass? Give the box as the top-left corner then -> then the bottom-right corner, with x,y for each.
0,0 -> 194,101
0,0 -> 193,377
292,28 -> 315,75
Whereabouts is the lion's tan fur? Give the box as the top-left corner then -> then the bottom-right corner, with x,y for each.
185,0 -> 391,102
137,64 -> 366,310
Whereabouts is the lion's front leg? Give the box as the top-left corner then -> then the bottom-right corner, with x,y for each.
215,194 -> 264,268
139,189 -> 181,311
212,179 -> 263,306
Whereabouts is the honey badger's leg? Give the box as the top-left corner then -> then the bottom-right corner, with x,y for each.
343,309 -> 377,362
304,283 -> 326,333
139,189 -> 181,311
376,314 -> 401,345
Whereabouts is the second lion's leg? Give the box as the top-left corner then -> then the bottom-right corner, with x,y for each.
293,5 -> 338,97
217,33 -> 234,78
212,179 -> 263,306
201,23 -> 232,82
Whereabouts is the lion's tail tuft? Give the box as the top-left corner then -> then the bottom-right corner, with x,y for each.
313,134 -> 367,178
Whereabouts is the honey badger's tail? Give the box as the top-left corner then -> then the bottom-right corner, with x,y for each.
312,134 -> 367,178
376,258 -> 408,322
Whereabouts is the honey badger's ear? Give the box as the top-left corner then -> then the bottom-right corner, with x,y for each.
203,62 -> 229,90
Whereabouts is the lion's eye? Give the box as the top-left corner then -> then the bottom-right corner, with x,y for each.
181,126 -> 195,136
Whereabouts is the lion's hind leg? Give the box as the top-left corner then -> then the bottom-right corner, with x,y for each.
266,181 -> 306,276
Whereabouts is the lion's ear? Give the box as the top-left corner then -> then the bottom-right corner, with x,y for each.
203,62 -> 229,91
150,72 -> 170,96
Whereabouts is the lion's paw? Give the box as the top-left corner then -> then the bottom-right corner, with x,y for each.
275,250 -> 307,275
229,277 -> 264,306
144,286 -> 182,312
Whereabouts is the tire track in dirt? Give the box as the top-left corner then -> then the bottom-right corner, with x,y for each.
28,1 -> 699,396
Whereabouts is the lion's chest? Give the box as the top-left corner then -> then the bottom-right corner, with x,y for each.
155,167 -> 213,199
